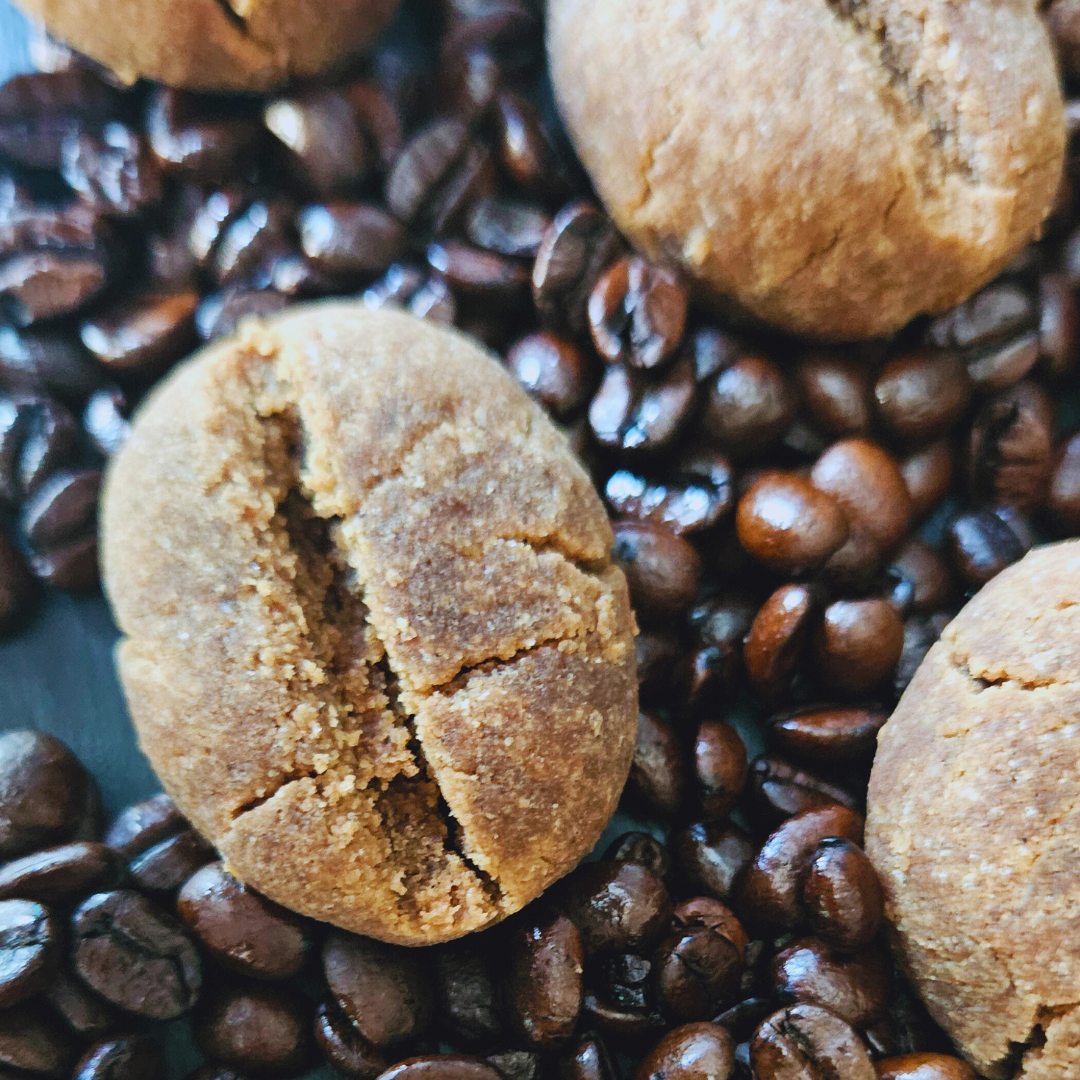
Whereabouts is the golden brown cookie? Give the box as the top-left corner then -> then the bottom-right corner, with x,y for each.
547,0 -> 1065,341
100,301 -> 637,945
866,541 -> 1080,1079
16,0 -> 401,91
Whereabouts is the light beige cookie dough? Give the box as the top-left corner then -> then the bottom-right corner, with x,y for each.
547,0 -> 1065,341
101,301 -> 637,946
867,541 -> 1080,1079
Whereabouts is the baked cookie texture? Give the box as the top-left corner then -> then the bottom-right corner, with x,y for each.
101,301 -> 637,946
866,542 -> 1080,1079
16,0 -> 400,91
547,0 -> 1065,341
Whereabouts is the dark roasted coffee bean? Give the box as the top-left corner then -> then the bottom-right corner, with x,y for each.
558,1035 -> 614,1080
0,731 -> 93,859
83,387 -> 131,457
72,1035 -> 162,1080
467,197 -> 549,258
1037,273 -> 1077,380
385,118 -> 470,224
770,938 -> 889,1029
702,356 -> 795,458
894,614 -> 948,698
494,91 -> 571,198
588,356 -> 697,453
0,250 -> 108,326
888,538 -> 953,615
427,240 -> 529,301
612,519 -> 702,619
803,838 -> 883,950
188,189 -> 248,266
379,1057 -> 504,1080
899,440 -> 955,521
506,914 -> 583,1049
0,899 -> 59,1008
677,593 -> 756,710
195,983 -> 313,1077
874,349 -> 971,445
323,931 -> 431,1048
0,193 -> 102,259
214,200 -> 295,286
431,941 -> 500,1047
177,861 -> 312,981
751,1004 -> 875,1080
195,286 -> 291,342
0,329 -> 102,399
487,1051 -> 541,1080
506,332 -> 593,418
635,1023 -> 735,1080
796,353 -> 871,437
298,203 -> 404,277
0,1003 -> 77,1078
43,968 -> 116,1038
737,474 -> 847,576
533,201 -> 621,337
712,997 -> 776,1042
965,331 -> 1040,392
766,706 -> 888,767
946,507 -> 1027,589
748,755 -> 859,830
60,124 -> 162,219
71,889 -> 201,1020
314,997 -> 387,1080
0,530 -> 34,633
876,1054 -> 978,1080
1050,431 -> 1080,533
736,804 -> 864,932
813,599 -> 904,697
598,951 -> 653,1011
605,832 -> 671,879
928,283 -> 1034,352
104,792 -> 186,859
0,842 -> 125,903
743,585 -> 815,705
0,396 -> 80,506
636,630 -> 681,702
29,531 -> 98,590
20,469 -> 100,549
627,711 -> 686,817
670,821 -> 755,904
561,860 -> 673,957
127,829 -> 215,895
80,289 -> 198,375
694,721 -> 747,821
581,990 -> 667,1044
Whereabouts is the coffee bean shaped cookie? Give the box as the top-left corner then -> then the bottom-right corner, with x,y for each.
101,301 -> 638,945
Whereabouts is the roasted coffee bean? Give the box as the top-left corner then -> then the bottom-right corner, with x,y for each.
0,190 -> 102,260
813,599 -> 904,697
581,990 -> 667,1044
876,1054 -> 978,1080
0,1002 -> 77,1079
612,520 -> 702,620
506,915 -> 583,1049
0,899 -> 59,1008
712,997 -> 776,1043
894,615 -> 947,698
747,755 -> 860,830
71,889 -> 202,1020
874,349 -> 971,445
385,118 -> 471,224
379,1057 -> 504,1080
598,950 -> 653,1012
0,250 -> 108,326
605,832 -> 671,880
427,240 -> 529,301
213,200 -> 296,286
29,532 -> 98,589
314,997 -> 387,1080
298,203 -> 405,277
677,593 -> 756,710
0,329 -> 102,399
506,331 -> 593,418
20,469 -> 100,549
636,630 -> 681,702
928,283 -> 1034,352
177,861 -> 312,980
127,829 -> 215,895
195,286 -> 291,342
558,1035 -> 615,1080
627,712 -> 686,817
80,289 -> 198,374
588,357 -> 697,453
635,1023 -> 735,1080
83,387 -> 131,457
533,201 -> 622,337
188,189 -> 248,266
0,842 -> 124,903
467,197 -> 550,258
669,822 -> 754,904
702,356 -> 796,458
694,721 -> 747,821
194,983 -> 313,1077
736,474 -> 847,575
0,730 -> 93,859
432,941 -> 501,1047
60,124 -> 162,219
736,804 -> 864,932
966,331 -> 1040,392
43,968 -> 116,1038
946,507 -> 1028,589
803,838 -> 883,950
323,931 -> 431,1048
103,792 -> 186,859
72,1035 -> 163,1080
743,585 -> 815,705
751,1004 -> 875,1080
1050,431 -> 1080,533
0,530 -> 34,633
888,538 -> 953,615
182,1068 -> 249,1080
494,91 -> 571,198
796,353 -> 871,437
899,441 -> 955,521
1037,272 -> 1077,380
766,707 -> 887,767
560,859 -> 673,957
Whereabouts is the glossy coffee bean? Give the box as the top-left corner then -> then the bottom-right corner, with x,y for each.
558,1035 -> 615,1080
751,1004 -> 875,1080
127,829 -> 215,895
0,330 -> 102,400
378,1057 -> 504,1080
195,983 -> 313,1077
874,349 -> 971,445
43,968 -> 117,1038
694,721 -> 747,821
737,473 -> 847,575
888,539 -> 953,615
19,469 -> 100,549
0,730 -> 93,859
29,531 -> 99,590
72,889 -> 202,1020
766,707 -> 888,767
736,804 -> 864,932
1050,431 -> 1080,533
605,832 -> 671,880
803,838 -> 884,950
385,118 -> 470,224
702,356 -> 794,457
323,931 -> 431,1048
103,792 -> 186,859
0,530 -> 34,633
0,841 -> 125,903
0,898 -> 59,1008
813,599 -> 904,696
61,124 -> 162,219
876,1054 -> 978,1080
1037,272 -> 1077,380
298,203 -> 405,277
432,941 -> 501,1047
506,332 -> 593,418
0,1002 -> 77,1079
966,331 -> 1040,392
900,440 -> 955,521
0,396 -> 77,505
0,249 -> 107,327
928,282 -> 1034,353
506,915 -> 583,1049
589,356 -> 698,454
743,585 -> 815,705
636,630 -> 681,702
467,197 -> 550,259
634,1023 -> 735,1080
597,950 -> 653,1013
195,286 -> 291,343
83,387 -> 131,457
580,989 -> 666,1044
946,508 -> 1027,589
627,712 -> 686,817
213,200 -> 296,286
493,90 -> 570,198
669,822 -> 754,904
314,997 -> 387,1080
796,353 -> 871,437
72,1035 -> 163,1080
612,520 -> 702,619
894,614 -> 950,698
427,241 -> 529,301
79,289 -> 198,375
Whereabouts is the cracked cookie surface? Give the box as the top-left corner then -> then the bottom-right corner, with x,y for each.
866,542 -> 1080,1079
547,0 -> 1064,340
101,301 -> 637,945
